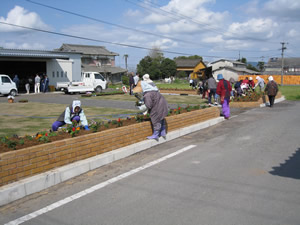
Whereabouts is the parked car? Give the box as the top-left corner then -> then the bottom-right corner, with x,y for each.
0,74 -> 18,96
56,72 -> 107,94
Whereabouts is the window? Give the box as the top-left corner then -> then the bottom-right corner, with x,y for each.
52,71 -> 55,78
94,73 -> 104,81
1,76 -> 11,83
65,71 -> 67,77
85,73 -> 90,78
61,71 -> 64,77
57,71 -> 59,78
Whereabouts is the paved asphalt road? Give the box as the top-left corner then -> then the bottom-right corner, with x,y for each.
1,100 -> 299,225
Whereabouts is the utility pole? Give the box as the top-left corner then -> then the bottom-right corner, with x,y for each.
280,42 -> 287,86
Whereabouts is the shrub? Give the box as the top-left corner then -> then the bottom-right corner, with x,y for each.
122,75 -> 129,85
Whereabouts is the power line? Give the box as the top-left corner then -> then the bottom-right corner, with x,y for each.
127,0 -> 281,45
0,21 -> 223,57
25,0 -> 202,47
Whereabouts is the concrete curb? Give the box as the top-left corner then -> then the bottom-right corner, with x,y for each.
260,96 -> 286,107
0,117 -> 224,206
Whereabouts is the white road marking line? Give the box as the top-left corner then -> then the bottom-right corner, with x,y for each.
5,145 -> 197,225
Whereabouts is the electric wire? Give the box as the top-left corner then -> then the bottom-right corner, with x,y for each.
0,21 -> 222,58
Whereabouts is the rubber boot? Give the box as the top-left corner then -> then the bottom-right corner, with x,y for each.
147,130 -> 160,141
160,122 -> 167,139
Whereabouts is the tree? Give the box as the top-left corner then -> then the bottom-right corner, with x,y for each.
174,55 -> 202,60
246,64 -> 259,72
123,54 -> 129,70
237,57 -> 247,64
148,46 -> 164,59
137,55 -> 177,80
257,61 -> 265,72
161,58 -> 177,79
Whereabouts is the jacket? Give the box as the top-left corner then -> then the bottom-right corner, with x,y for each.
143,91 -> 168,125
57,104 -> 88,126
216,79 -> 232,101
265,81 -> 278,96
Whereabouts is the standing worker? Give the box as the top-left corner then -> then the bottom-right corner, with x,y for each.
216,74 -> 232,119
133,74 -> 168,140
34,74 -> 40,93
264,76 -> 278,108
43,74 -> 49,93
207,76 -> 217,106
13,75 -> 20,90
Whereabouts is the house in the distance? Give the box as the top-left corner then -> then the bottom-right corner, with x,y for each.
209,59 -> 259,81
56,44 -> 127,83
264,57 -> 300,75
174,58 -> 206,79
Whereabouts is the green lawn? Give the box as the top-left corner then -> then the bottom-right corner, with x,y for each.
0,102 -> 139,137
279,86 -> 300,100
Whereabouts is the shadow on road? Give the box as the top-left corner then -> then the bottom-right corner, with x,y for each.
269,148 -> 300,179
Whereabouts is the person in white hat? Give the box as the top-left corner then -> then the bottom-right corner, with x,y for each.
248,77 -> 255,89
133,74 -> 168,140
264,76 -> 278,107
254,76 -> 265,92
52,100 -> 90,131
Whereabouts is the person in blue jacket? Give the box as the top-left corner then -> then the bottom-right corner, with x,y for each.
52,100 -> 90,131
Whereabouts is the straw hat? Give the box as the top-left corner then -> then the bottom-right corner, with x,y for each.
133,81 -> 142,93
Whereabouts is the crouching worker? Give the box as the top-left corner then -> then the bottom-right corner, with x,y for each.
52,100 -> 90,131
133,74 -> 168,141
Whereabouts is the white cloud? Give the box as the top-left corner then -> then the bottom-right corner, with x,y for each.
140,0 -> 228,34
2,41 -> 45,49
0,6 -> 49,32
225,18 -> 278,40
287,29 -> 298,38
264,0 -> 300,21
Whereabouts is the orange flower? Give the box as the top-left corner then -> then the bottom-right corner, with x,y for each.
35,134 -> 42,139
76,127 -> 80,131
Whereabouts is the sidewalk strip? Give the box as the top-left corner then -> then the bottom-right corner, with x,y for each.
5,145 -> 196,225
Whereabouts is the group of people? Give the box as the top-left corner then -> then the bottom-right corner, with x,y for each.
52,73 -> 168,141
51,72 -> 278,140
198,74 -> 279,120
12,73 -> 49,94
33,74 -> 49,94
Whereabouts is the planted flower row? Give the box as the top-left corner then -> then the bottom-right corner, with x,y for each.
0,104 -> 207,153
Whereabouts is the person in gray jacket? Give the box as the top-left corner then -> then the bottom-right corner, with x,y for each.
52,100 -> 90,131
133,74 -> 168,141
207,76 -> 217,106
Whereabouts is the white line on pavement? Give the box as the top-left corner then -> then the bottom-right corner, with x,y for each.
5,144 -> 197,225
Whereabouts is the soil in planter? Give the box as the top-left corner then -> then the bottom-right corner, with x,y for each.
0,107 -> 206,153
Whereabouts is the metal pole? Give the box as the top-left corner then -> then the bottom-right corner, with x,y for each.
280,42 -> 286,86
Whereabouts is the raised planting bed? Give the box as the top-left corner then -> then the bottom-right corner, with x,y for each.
160,89 -> 198,95
0,107 -> 220,187
230,92 -> 282,108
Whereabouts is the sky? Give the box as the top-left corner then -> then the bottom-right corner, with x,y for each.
0,0 -> 300,71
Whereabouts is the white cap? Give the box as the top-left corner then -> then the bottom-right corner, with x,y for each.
249,77 -> 253,80
72,100 -> 81,109
256,76 -> 260,80
268,76 -> 274,81
143,74 -> 152,83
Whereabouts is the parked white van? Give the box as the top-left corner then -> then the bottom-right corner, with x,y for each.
0,74 -> 18,96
